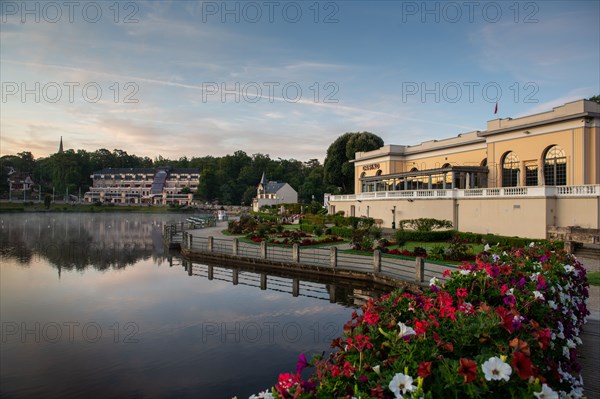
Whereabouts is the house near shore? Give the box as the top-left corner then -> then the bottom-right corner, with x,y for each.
327,99 -> 600,241
252,172 -> 298,212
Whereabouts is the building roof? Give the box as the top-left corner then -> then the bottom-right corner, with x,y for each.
265,181 -> 288,194
92,167 -> 199,175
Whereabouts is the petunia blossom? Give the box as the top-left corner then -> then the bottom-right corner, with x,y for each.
388,373 -> 415,398
534,383 -> 559,399
397,321 -> 416,338
481,356 -> 512,382
458,358 -> 478,383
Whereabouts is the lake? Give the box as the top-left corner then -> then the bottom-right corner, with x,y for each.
0,213 -> 385,398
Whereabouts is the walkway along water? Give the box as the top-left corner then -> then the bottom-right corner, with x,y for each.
164,222 -> 600,398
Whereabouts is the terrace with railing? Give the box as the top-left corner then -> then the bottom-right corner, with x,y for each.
330,184 -> 600,201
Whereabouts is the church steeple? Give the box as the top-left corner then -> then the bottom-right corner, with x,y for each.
58,136 -> 64,153
258,171 -> 267,195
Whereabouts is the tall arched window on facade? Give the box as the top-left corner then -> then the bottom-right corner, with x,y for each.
360,172 -> 366,192
502,152 -> 520,187
543,145 -> 567,186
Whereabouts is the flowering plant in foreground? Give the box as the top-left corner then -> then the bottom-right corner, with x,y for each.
250,243 -> 590,398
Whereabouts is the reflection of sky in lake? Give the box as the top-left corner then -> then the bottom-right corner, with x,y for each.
0,214 -> 363,398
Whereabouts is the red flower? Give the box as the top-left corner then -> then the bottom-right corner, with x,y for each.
275,372 -> 301,398
458,358 -> 477,383
414,319 -> 427,336
512,352 -> 534,380
347,335 -> 373,352
370,383 -> 384,398
417,361 -> 432,378
363,310 -> 380,326
342,361 -> 355,377
456,288 -> 468,298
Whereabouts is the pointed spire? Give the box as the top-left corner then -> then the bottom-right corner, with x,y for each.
58,136 -> 64,153
260,171 -> 267,186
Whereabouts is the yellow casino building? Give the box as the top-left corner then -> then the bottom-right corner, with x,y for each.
328,99 -> 600,239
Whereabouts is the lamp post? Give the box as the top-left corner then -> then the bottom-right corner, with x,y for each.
391,206 -> 396,229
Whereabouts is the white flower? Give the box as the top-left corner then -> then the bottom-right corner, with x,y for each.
388,373 -> 415,398
249,390 -> 274,399
481,356 -> 512,382
373,365 -> 381,375
429,276 -> 438,286
505,288 -> 514,296
397,321 -> 416,338
529,242 -> 536,247
564,264 -> 575,274
484,243 -> 490,251
534,383 -> 558,399
459,269 -> 471,275
548,300 -> 557,310
533,291 -> 545,300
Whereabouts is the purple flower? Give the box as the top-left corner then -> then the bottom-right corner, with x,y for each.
503,296 -> 516,306
296,353 -> 309,374
359,375 -> 368,383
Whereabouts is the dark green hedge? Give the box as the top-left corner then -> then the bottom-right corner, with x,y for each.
395,229 -> 456,242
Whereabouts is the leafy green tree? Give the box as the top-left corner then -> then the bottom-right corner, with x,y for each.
324,132 -> 383,194
588,94 -> 600,104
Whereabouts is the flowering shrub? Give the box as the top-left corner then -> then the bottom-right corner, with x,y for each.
251,243 -> 590,398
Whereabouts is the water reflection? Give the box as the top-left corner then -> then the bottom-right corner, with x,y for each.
178,258 -> 388,308
0,213 -> 173,273
0,213 -> 385,399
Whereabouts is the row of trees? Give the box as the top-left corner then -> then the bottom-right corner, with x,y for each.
1,132 -> 384,205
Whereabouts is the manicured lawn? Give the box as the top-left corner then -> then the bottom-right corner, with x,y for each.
588,272 -> 600,286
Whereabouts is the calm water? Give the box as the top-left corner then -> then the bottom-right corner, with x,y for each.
0,213 -> 383,399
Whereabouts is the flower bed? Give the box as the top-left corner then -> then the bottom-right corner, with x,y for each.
250,243 -> 590,398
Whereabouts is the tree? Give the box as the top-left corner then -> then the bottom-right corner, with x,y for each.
588,95 -> 600,104
323,132 -> 383,194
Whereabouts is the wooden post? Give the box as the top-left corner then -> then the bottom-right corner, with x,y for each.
208,236 -> 214,252
208,265 -> 213,280
415,256 -> 425,282
260,273 -> 267,290
292,278 -> 299,297
187,232 -> 193,250
232,238 -> 239,256
187,261 -> 192,276
292,243 -> 300,262
328,284 -> 336,303
232,269 -> 239,285
330,247 -> 337,268
373,250 -> 381,274
260,241 -> 267,259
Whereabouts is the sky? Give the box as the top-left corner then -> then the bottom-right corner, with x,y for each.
1,0 -> 598,162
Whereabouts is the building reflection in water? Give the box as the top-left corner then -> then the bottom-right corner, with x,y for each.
0,213 -> 176,276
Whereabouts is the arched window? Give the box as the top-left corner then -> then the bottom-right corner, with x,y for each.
502,152 -> 520,187
442,163 -> 451,169
360,172 -> 366,193
480,158 -> 487,167
544,145 -> 566,186
375,170 -> 383,176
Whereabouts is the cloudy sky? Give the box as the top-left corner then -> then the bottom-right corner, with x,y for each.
1,1 -> 598,161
